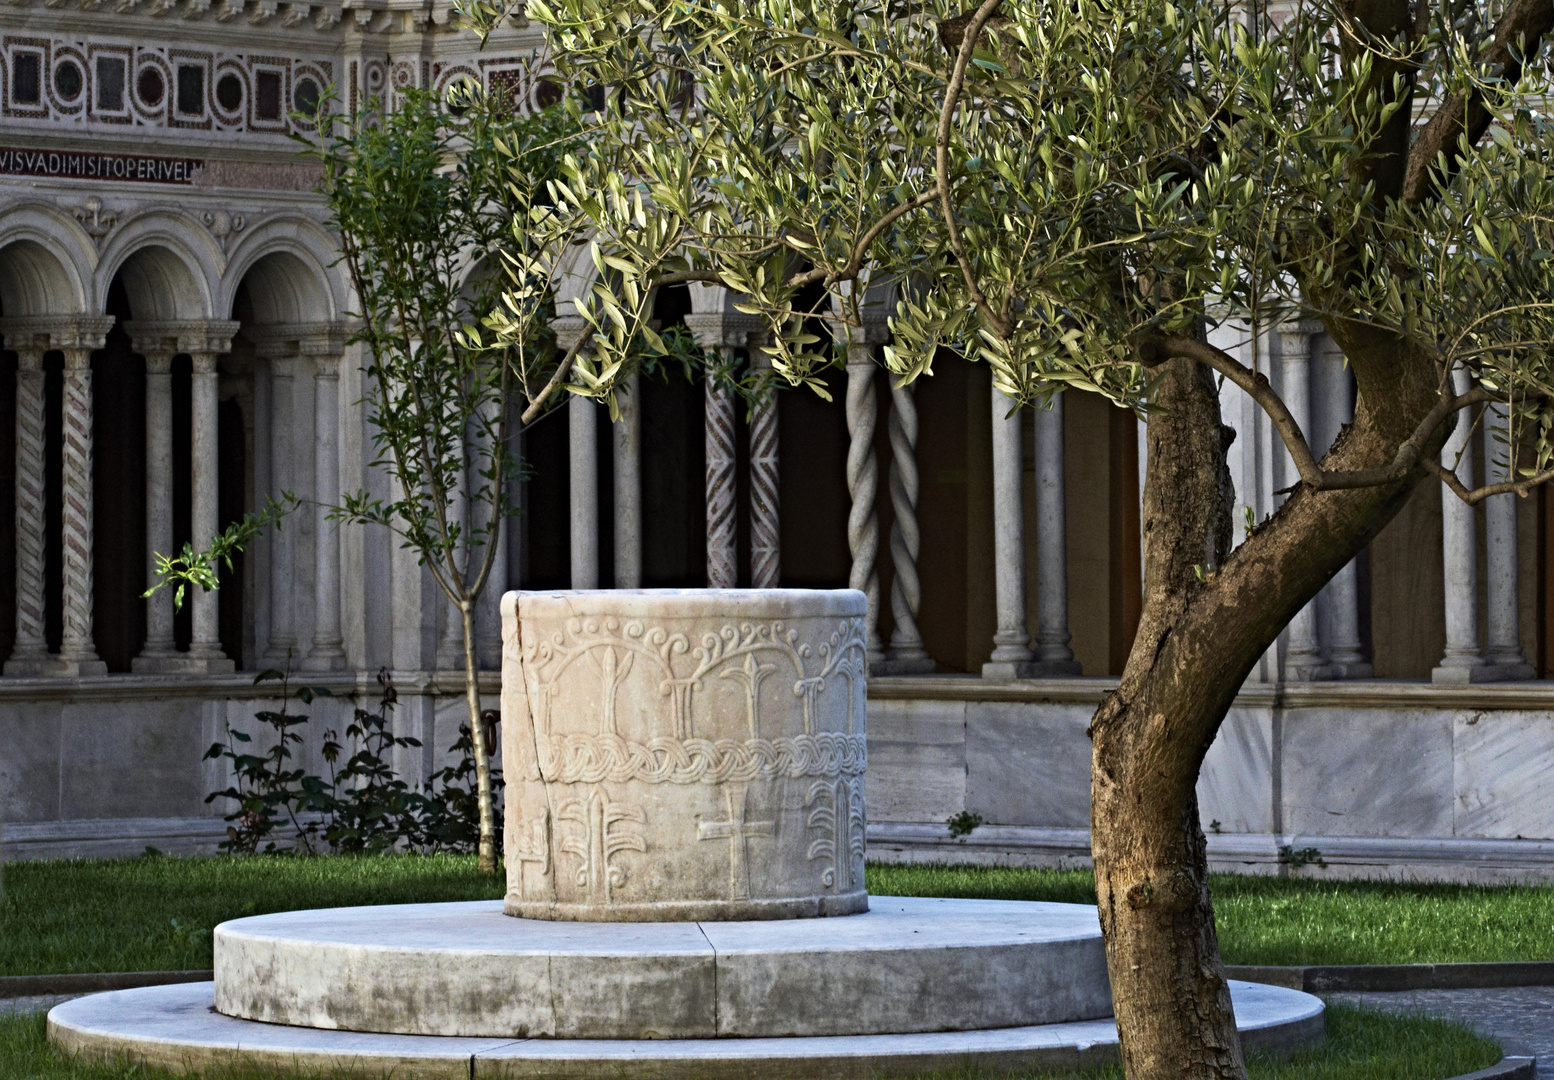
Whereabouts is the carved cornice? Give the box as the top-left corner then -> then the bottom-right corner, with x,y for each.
0,315 -> 117,354
242,320 -> 347,359
124,319 -> 242,358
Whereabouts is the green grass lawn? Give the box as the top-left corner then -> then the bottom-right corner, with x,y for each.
0,1003 -> 1504,1080
869,864 -> 1554,966
1,854 -> 1552,975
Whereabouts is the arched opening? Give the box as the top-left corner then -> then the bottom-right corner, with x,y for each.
0,239 -> 82,668
228,249 -> 335,667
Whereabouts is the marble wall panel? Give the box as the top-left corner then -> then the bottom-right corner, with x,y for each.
1453,710 -> 1554,840
1198,707 -> 1275,834
865,699 -> 967,823
965,702 -> 1092,827
58,700 -> 208,820
1281,707 -> 1453,837
0,703 -> 63,824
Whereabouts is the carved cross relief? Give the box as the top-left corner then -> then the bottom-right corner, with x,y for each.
697,782 -> 773,901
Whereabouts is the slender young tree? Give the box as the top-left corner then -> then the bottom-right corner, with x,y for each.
305,88 -> 584,874
464,0 -> 1554,1072
157,88 -> 584,874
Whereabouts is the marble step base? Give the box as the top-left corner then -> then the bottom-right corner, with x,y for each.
213,897 -> 1110,1038
48,980 -> 1325,1080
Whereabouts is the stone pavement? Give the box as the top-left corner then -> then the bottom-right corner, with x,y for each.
1331,987 -> 1554,1077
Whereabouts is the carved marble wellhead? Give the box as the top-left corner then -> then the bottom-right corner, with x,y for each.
501,589 -> 870,921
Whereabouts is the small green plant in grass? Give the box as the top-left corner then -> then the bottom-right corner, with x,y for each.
1280,846 -> 1328,871
946,812 -> 984,839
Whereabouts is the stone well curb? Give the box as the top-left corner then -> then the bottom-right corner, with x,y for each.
1454,1057 -> 1537,1080
9,960 -> 1553,999
1225,961 -> 1554,992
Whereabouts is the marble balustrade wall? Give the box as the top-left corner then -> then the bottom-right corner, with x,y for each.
7,674 -> 1554,882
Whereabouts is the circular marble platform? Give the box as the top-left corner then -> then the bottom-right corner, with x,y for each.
49,979 -> 1325,1080
213,897 -> 1112,1038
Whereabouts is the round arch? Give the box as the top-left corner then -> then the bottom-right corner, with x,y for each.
222,218 -> 344,325
0,237 -> 86,317
98,211 -> 221,320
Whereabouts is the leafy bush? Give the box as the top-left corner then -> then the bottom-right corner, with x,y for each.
204,669 -> 501,856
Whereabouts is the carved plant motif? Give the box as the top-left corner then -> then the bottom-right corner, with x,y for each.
558,788 -> 645,903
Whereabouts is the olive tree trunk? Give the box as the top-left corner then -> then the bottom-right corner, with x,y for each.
1091,329 -> 1444,1078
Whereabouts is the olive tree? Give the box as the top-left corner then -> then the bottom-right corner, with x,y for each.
465,0 -> 1554,1072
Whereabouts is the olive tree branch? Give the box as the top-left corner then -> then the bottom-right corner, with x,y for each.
1154,333 -> 1500,493
937,0 -> 1010,337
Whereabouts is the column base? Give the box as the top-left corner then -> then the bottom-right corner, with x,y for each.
982,659 -> 1083,680
1487,659 -> 1536,681
872,656 -> 935,677
1326,661 -> 1374,679
1430,660 -> 1516,684
1283,661 -> 1334,682
300,648 -> 347,673
4,655 -> 107,677
133,653 -> 234,675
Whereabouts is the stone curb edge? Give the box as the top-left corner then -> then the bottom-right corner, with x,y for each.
1226,961 -> 1554,992
1452,1056 -> 1537,1080
7,961 -> 1553,998
0,970 -> 212,997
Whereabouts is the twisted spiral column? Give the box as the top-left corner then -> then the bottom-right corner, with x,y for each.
59,348 -> 106,674
705,357 -> 738,589
880,381 -> 933,673
749,348 -> 780,589
7,348 -> 49,673
845,350 -> 884,663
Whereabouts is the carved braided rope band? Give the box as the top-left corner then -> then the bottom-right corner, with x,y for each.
534,732 -> 867,785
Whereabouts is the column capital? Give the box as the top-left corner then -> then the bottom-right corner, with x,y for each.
124,319 -> 241,359
241,321 -> 345,362
1276,318 -> 1323,353
684,312 -> 760,351
0,314 -> 115,355
827,278 -> 896,348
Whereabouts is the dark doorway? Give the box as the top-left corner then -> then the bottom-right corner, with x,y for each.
91,283 -> 148,672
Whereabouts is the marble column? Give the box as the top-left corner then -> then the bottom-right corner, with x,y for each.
1483,402 -> 1535,678
570,393 -> 599,589
844,348 -> 886,664
5,339 -> 50,674
1033,396 -> 1081,674
748,345 -> 781,590
686,299 -> 751,592
874,378 -> 934,674
303,350 -> 346,671
263,351 -> 298,661
188,349 -> 234,672
133,346 -> 178,669
472,388 -> 509,668
436,434 -> 470,670
1279,321 -> 1330,681
704,361 -> 738,589
552,315 -> 599,590
1433,366 -> 1489,683
58,340 -> 108,675
983,384 -> 1039,679
1320,345 -> 1371,678
614,370 -> 642,589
